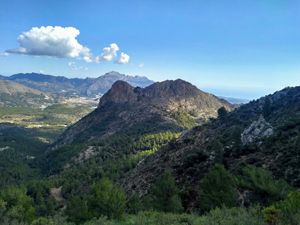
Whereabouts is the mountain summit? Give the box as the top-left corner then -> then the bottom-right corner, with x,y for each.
52,79 -> 234,149
99,79 -> 233,118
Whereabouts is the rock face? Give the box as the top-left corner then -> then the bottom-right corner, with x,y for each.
98,81 -> 137,107
99,79 -> 234,120
241,116 -> 274,146
53,79 -> 234,149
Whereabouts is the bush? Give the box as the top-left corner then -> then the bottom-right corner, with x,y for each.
276,191 -> 300,225
236,164 -> 294,206
201,205 -> 264,225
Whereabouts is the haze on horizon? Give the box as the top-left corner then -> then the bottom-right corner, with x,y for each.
1,0 -> 300,100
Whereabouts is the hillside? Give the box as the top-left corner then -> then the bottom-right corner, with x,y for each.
1,81 -> 300,224
121,85 -> 300,209
52,79 -> 234,149
2,71 -> 154,97
0,80 -> 57,107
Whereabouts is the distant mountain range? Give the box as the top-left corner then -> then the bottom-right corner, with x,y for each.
0,71 -> 154,97
218,96 -> 250,104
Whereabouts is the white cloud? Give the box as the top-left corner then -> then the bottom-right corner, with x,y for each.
0,52 -> 9,57
68,62 -> 88,71
4,26 -> 129,65
39,70 -> 45,74
94,43 -> 119,63
139,63 -> 144,67
5,26 -> 92,61
114,52 -> 130,64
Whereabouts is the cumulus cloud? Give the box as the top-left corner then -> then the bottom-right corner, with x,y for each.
68,62 -> 88,71
139,63 -> 144,67
5,26 -> 92,61
0,53 -> 9,57
4,26 -> 130,65
94,43 -> 119,63
114,52 -> 130,64
39,70 -> 45,74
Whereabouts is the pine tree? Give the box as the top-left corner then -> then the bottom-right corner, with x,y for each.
66,195 -> 89,224
87,177 -> 125,220
212,139 -> 224,165
151,170 -> 183,213
263,97 -> 271,117
199,164 -> 237,212
218,106 -> 228,121
127,192 -> 142,214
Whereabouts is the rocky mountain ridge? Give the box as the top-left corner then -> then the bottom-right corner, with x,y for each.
52,79 -> 234,149
0,71 -> 154,97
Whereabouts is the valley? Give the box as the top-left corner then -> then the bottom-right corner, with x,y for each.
0,73 -> 299,224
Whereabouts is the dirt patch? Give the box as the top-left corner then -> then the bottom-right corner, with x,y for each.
50,186 -> 65,202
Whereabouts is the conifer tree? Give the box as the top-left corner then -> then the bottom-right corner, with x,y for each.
151,170 -> 183,213
199,164 -> 236,212
66,195 -> 89,224
212,139 -> 224,165
127,192 -> 142,214
218,106 -> 228,121
87,177 -> 125,220
263,97 -> 271,117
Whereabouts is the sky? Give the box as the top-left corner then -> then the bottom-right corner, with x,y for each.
1,0 -> 300,100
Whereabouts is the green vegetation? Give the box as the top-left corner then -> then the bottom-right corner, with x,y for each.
171,110 -> 199,129
217,106 -> 228,121
0,187 -> 35,224
44,104 -> 92,115
149,170 -> 183,213
88,178 -> 125,220
0,106 -> 38,116
2,86 -> 300,225
199,164 -> 237,212
0,93 -> 51,107
236,164 -> 294,206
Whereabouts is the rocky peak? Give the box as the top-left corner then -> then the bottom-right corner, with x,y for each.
98,80 -> 137,107
143,79 -> 194,99
98,79 -> 234,120
105,71 -> 121,76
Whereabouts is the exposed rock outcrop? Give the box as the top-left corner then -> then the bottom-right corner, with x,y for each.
98,79 -> 234,120
98,81 -> 137,107
241,116 -> 274,146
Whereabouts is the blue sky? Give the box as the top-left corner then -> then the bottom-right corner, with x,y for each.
1,0 -> 300,99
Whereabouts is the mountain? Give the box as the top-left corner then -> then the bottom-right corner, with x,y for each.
52,79 -> 234,149
0,80 -> 57,107
121,85 -> 300,209
1,71 -> 154,97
